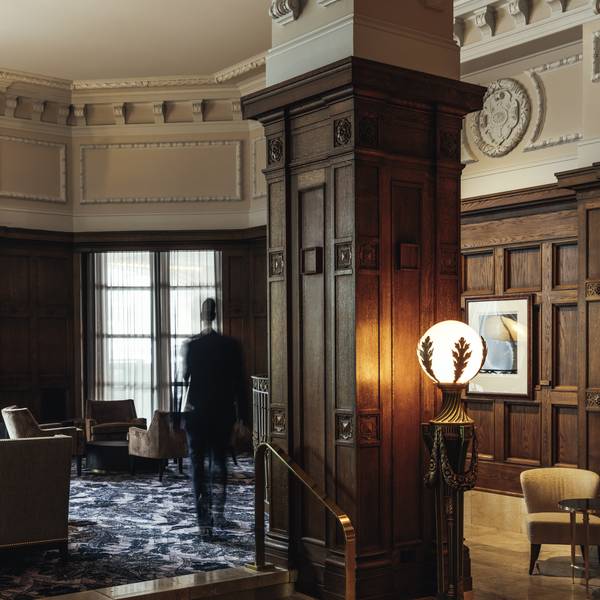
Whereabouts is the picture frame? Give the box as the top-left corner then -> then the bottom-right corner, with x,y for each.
465,295 -> 532,397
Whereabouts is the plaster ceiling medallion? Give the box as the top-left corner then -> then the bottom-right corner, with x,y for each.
471,78 -> 531,158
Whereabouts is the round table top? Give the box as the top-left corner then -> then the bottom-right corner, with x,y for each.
558,498 -> 600,513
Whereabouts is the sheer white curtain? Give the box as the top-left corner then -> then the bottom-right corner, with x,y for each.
94,252 -> 156,419
92,250 -> 220,421
163,251 -> 220,412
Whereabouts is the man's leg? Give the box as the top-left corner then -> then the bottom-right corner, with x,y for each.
212,446 -> 230,527
185,416 -> 211,530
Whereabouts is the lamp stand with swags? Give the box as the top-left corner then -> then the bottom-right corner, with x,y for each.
417,320 -> 487,600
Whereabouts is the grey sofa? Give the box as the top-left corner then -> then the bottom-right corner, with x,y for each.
0,436 -> 72,554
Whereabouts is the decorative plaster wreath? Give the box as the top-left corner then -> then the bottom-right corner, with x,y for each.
471,78 -> 531,158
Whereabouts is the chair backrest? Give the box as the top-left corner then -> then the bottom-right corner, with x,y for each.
521,467 -> 600,513
1,407 -> 42,439
0,436 -> 71,547
89,399 -> 137,423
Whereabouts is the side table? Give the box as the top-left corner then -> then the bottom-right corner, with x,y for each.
558,497 -> 600,593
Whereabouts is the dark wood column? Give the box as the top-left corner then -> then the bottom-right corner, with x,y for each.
243,57 -> 484,600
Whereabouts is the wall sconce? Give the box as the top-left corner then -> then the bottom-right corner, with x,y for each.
417,320 -> 486,600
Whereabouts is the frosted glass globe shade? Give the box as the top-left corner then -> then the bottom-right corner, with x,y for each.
417,320 -> 485,386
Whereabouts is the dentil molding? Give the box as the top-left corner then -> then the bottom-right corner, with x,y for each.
269,0 -> 301,25
471,78 -> 531,157
474,6 -> 496,39
546,0 -> 567,13
0,135 -> 67,203
507,0 -> 530,27
79,140 -> 242,204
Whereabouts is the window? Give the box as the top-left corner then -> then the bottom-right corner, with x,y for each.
89,250 -> 220,420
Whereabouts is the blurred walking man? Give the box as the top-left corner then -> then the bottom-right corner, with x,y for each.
184,298 -> 245,536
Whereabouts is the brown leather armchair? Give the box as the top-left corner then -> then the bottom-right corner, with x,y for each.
0,435 -> 71,554
129,410 -> 187,481
1,406 -> 85,476
85,399 -> 146,442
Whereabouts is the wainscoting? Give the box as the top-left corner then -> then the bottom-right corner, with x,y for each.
460,169 -> 600,495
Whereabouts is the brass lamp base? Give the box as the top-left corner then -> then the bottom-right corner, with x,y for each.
431,384 -> 473,425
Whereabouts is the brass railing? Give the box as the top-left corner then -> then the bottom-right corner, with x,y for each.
251,442 -> 356,600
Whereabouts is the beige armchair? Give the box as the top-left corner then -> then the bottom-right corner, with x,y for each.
86,399 -> 146,442
1,406 -> 85,476
128,410 -> 187,481
521,467 -> 600,574
0,435 -> 72,554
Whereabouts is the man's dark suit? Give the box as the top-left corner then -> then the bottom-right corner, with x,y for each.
184,329 -> 245,529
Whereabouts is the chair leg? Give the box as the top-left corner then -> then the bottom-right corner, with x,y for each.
580,545 -> 586,560
529,544 -> 541,575
76,455 -> 82,477
178,457 -> 183,474
159,460 -> 165,482
130,456 -> 136,476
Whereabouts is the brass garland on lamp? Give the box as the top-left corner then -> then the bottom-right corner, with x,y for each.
417,320 -> 487,600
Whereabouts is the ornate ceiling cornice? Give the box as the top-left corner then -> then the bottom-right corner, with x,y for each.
0,69 -> 71,91
0,52 -> 266,94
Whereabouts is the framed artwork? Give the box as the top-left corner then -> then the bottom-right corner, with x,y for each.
466,295 -> 532,397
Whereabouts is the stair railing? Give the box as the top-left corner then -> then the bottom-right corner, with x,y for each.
252,441 -> 356,600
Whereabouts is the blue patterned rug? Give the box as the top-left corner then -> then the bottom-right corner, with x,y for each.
0,456 -> 255,599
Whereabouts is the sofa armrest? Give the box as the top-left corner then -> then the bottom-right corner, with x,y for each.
128,427 -> 148,456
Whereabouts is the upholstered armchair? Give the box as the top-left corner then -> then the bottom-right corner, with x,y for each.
85,399 -> 146,442
1,406 -> 85,476
0,435 -> 71,554
128,410 -> 187,481
521,467 -> 600,575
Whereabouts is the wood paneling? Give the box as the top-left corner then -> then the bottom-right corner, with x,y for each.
463,252 -> 494,295
554,243 -> 578,288
554,304 -> 578,389
462,165 -> 600,494
465,400 -> 494,459
505,246 -> 541,292
553,406 -> 577,467
505,403 -> 540,464
221,240 -> 268,425
0,240 -> 74,420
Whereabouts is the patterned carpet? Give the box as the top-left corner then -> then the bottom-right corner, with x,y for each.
0,456 -> 255,599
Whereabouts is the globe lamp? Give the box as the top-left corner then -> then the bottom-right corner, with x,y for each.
417,320 -> 487,425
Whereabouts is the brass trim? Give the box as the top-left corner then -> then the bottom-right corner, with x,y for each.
0,537 -> 67,550
254,442 -> 356,600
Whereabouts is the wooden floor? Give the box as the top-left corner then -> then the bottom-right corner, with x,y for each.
467,524 -> 600,599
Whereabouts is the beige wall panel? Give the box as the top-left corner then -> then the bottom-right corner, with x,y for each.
0,134 -> 66,203
79,140 -> 241,204
539,63 -> 582,140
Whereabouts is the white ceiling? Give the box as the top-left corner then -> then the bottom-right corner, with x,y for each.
0,0 -> 272,80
